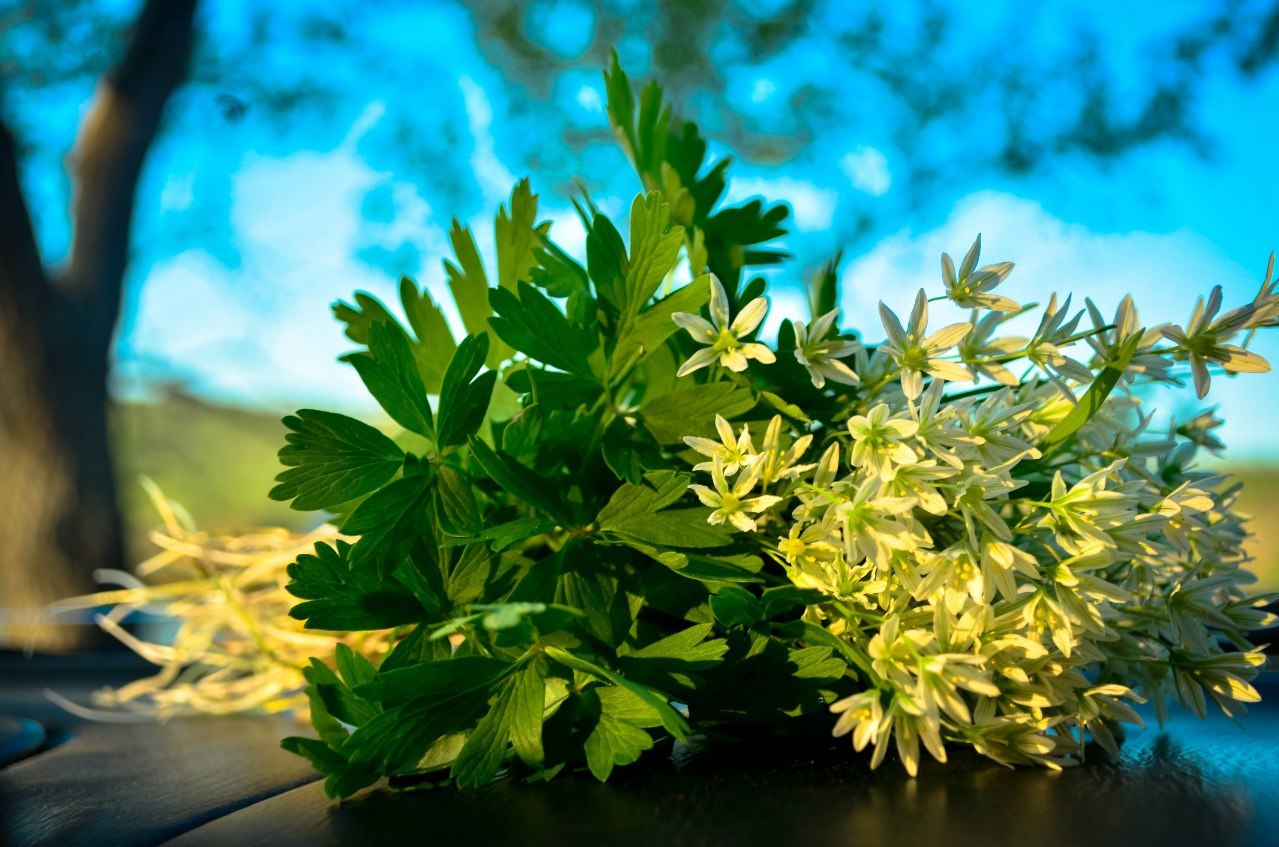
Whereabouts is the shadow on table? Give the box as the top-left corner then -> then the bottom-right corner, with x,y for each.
300,721 -> 1267,847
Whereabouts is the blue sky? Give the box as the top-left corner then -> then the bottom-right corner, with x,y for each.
8,1 -> 1279,453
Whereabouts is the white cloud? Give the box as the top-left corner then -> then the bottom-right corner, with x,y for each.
841,191 -> 1279,453
750,79 -> 776,103
126,113 -> 453,412
459,75 -> 517,208
729,176 -> 837,232
840,146 -> 891,197
160,172 -> 194,212
575,85 -> 602,113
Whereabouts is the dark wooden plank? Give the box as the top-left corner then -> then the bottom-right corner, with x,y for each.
0,717 -> 319,847
163,689 -> 1279,847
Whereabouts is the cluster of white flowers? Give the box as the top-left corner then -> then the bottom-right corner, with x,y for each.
674,238 -> 1278,775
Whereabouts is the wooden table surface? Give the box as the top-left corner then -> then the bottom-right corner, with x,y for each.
3,651 -> 1277,847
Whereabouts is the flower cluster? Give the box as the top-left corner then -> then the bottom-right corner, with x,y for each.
96,58 -> 1275,797
677,239 -> 1277,774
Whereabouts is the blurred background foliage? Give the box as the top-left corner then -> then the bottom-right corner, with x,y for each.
2,0 -> 1278,646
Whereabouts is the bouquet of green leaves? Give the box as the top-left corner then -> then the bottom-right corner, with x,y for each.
271,55 -> 1276,797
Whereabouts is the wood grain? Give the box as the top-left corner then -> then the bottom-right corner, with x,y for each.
0,718 -> 317,847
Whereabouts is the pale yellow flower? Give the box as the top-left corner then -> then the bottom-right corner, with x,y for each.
830,690 -> 888,759
682,414 -> 756,475
846,403 -> 919,478
793,309 -> 861,388
1160,285 -> 1274,398
879,290 -> 973,399
752,415 -> 815,484
690,458 -> 782,532
673,274 -> 775,376
941,235 -> 1018,312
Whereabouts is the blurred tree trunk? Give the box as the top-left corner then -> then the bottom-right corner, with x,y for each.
0,0 -> 197,650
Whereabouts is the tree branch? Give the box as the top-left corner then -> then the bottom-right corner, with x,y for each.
0,117 -> 49,323
63,0 -> 198,350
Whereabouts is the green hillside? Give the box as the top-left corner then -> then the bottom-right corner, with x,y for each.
111,392 -> 312,562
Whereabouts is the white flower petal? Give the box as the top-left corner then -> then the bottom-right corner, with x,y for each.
742,343 -> 776,365
676,346 -> 718,377
708,274 -> 730,329
924,323 -> 972,351
924,360 -> 974,383
721,348 -> 750,372
672,312 -> 717,342
880,302 -> 908,348
731,297 -> 769,336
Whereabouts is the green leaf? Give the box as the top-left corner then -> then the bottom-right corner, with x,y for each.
435,465 -> 481,535
1038,332 -> 1143,456
758,585 -> 826,619
603,51 -> 670,192
611,274 -> 711,378
758,389 -> 811,423
495,178 -> 543,290
773,620 -> 875,681
625,623 -> 727,666
450,660 -> 547,787
444,544 -> 493,605
618,623 -> 728,690
556,562 -> 635,649
702,200 -> 790,287
271,410 -> 403,511
529,242 -> 589,298
281,734 -> 349,775
300,658 -> 369,746
597,470 -> 732,549
399,276 -> 457,392
488,282 -> 598,379
622,192 -> 685,316
335,642 -> 378,689
596,470 -> 688,527
710,585 -> 762,628
543,646 -> 688,740
676,552 -> 766,583
361,656 -> 509,707
508,662 -> 547,768
341,474 -> 434,575
665,119 -> 728,219
331,283 -> 456,394
378,624 -> 452,674
582,685 -> 659,781
468,437 -> 572,525
332,291 -> 397,346
344,693 -> 488,778
607,509 -> 732,549
641,382 -> 756,444
788,645 -> 847,683
505,368 -> 603,410
345,322 -> 434,437
430,602 -> 583,642
286,540 -> 425,631
585,211 -> 628,310
451,674 -> 516,787
807,252 -> 842,320
444,220 -> 492,338
437,334 -> 498,448
442,179 -> 544,370
445,517 -> 558,552
305,656 -> 378,727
